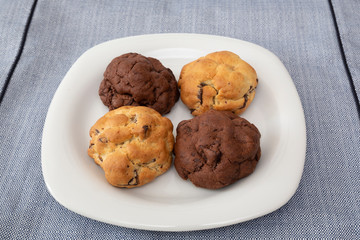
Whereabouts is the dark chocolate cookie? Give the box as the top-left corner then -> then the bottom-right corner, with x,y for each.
174,109 -> 261,189
99,53 -> 179,115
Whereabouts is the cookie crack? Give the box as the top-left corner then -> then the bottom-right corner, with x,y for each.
197,81 -> 219,106
103,81 -> 118,108
128,62 -> 138,75
189,158 -> 205,175
99,136 -> 136,158
130,158 -> 161,173
238,85 -> 256,110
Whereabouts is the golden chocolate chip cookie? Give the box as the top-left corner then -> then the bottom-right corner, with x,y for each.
178,51 -> 258,115
88,106 -> 174,188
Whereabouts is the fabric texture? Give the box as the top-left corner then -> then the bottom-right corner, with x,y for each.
0,0 -> 359,238
0,0 -> 34,97
332,0 -> 360,107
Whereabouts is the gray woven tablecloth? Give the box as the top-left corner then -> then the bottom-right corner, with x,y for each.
1,0 -> 359,238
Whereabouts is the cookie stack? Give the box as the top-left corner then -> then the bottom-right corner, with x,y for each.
88,51 -> 261,189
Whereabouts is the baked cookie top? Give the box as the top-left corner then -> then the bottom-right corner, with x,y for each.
99,53 -> 179,115
88,106 -> 174,188
174,109 -> 261,189
178,51 -> 257,115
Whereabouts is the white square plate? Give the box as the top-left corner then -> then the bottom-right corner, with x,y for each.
42,33 -> 306,231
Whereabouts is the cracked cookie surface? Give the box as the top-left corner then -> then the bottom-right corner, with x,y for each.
88,106 -> 174,188
178,51 -> 257,116
99,53 -> 179,115
174,109 -> 261,189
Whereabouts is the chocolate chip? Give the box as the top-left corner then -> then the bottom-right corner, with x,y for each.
130,115 -> 137,123
128,178 -> 137,185
128,170 -> 138,185
248,85 -> 255,93
238,94 -> 248,109
99,137 -> 108,143
198,88 -> 203,105
142,125 -> 149,138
